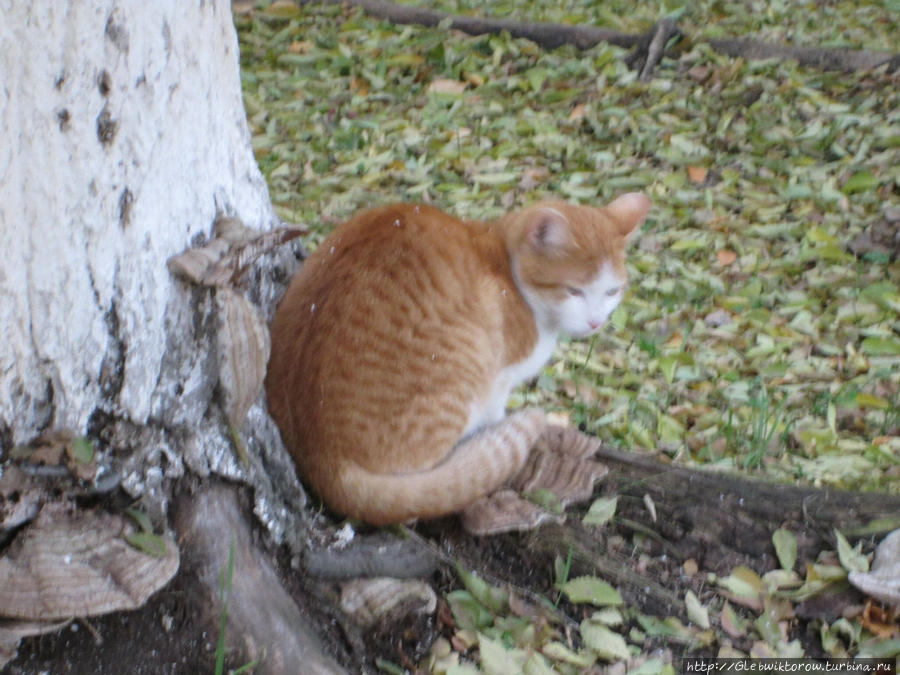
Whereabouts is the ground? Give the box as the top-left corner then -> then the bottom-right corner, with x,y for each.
6,0 -> 899,672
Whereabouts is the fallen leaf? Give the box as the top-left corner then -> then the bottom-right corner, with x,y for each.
561,576 -> 623,606
848,528 -> 900,607
773,528 -> 798,571
583,496 -> 618,526
835,529 -> 869,574
463,71 -> 485,87
687,165 -> 708,184
581,620 -> 631,660
685,590 -> 711,629
717,249 -> 738,266
427,78 -> 466,95
719,601 -> 748,638
568,103 -> 588,122
288,40 -> 312,54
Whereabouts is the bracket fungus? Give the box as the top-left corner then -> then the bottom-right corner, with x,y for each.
0,506 -> 179,621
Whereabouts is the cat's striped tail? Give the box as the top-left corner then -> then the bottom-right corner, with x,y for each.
330,408 -> 547,525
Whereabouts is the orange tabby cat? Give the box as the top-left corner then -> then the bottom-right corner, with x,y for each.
266,194 -> 650,525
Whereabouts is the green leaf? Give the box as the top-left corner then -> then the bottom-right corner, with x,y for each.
478,633 -> 526,675
126,507 -> 154,534
657,355 -> 679,383
635,614 -> 693,641
455,564 -> 508,614
772,528 -> 798,571
684,590 -> 710,629
717,565 -> 764,597
754,607 -> 781,647
580,621 -> 631,660
854,393 -> 890,411
860,337 -> 900,356
841,170 -> 879,194
857,637 -> 900,659
561,576 -> 623,606
540,642 -> 596,668
526,67 -> 549,92
522,653 -> 556,675
834,529 -> 869,574
125,531 -> 168,558
523,488 -> 562,514
70,437 -> 94,463
590,608 -> 624,626
583,496 -> 618,526
447,590 -> 494,631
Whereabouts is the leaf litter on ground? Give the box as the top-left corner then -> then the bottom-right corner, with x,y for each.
236,0 -> 899,669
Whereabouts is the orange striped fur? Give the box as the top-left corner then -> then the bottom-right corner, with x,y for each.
266,194 -> 649,525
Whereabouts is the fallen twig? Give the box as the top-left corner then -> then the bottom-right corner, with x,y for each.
333,0 -> 898,73
638,18 -> 681,80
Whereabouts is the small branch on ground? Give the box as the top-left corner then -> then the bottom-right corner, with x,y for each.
333,0 -> 898,74
707,38 -> 897,72
633,18 -> 682,80
334,0 -> 645,50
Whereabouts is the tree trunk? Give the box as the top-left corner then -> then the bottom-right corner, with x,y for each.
0,3 -> 337,672
0,0 -> 275,448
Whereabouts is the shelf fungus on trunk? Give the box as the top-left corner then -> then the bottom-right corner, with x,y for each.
0,505 -> 179,621
167,215 -> 304,428
461,425 -> 609,536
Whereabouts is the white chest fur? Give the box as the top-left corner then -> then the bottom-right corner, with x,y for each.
465,327 -> 558,434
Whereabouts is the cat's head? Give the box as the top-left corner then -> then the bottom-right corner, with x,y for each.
508,192 -> 650,337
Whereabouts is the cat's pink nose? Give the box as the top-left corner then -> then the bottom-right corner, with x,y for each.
588,319 -> 603,330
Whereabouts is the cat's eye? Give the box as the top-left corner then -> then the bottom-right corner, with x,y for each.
606,286 -> 621,297
566,286 -> 584,297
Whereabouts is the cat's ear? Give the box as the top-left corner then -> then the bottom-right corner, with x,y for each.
526,207 -> 571,252
606,192 -> 651,239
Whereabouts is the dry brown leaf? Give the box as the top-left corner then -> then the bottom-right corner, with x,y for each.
351,76 -> 369,96
859,600 -> 899,638
717,249 -> 738,266
687,66 -> 711,82
168,221 -> 305,288
518,166 -> 550,191
687,165 -> 708,184
288,40 -> 313,54
719,601 -> 746,638
568,103 -> 588,121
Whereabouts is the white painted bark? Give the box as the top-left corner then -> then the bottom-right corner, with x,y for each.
0,0 -> 278,446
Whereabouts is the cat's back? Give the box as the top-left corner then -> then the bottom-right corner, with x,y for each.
272,203 -> 493,344
292,203 -> 481,303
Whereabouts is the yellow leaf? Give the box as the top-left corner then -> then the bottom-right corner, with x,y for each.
463,71 -> 485,87
568,103 -> 588,122
428,78 -> 467,94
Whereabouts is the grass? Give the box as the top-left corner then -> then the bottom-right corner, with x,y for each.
236,1 -> 899,495
235,0 -> 899,668
215,538 -> 259,675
